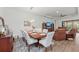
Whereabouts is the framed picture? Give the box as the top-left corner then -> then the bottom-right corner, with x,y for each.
24,21 -> 31,26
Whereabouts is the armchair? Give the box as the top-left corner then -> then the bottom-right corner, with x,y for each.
53,28 -> 66,41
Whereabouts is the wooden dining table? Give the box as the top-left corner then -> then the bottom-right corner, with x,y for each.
28,32 -> 47,47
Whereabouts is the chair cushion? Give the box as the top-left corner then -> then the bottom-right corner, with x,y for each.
27,38 -> 38,45
39,32 -> 54,47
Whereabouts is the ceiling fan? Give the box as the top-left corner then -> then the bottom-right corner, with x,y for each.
58,7 -> 78,17
59,14 -> 67,17
30,7 -> 34,10
56,11 -> 67,17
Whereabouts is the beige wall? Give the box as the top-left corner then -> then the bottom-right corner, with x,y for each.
0,7 -> 55,36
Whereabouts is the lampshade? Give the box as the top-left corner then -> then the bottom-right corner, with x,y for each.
0,26 -> 5,33
2,28 -> 5,32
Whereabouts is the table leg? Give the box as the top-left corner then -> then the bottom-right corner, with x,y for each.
35,39 -> 39,47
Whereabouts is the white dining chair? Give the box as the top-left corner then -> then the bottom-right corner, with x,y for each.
43,29 -> 48,34
21,30 -> 38,52
33,28 -> 42,33
39,32 -> 54,52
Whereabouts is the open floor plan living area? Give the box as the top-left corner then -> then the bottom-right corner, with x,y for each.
0,7 -> 79,52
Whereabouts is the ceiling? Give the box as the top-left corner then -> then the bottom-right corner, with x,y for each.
18,7 -> 78,17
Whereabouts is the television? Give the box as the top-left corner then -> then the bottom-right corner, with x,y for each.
46,22 -> 53,28
42,22 -> 54,32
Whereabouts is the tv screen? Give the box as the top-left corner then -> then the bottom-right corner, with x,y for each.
46,22 -> 52,26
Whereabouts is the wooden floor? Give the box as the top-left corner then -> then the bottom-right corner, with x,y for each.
13,33 -> 79,52
47,40 -> 79,52
13,39 -> 79,52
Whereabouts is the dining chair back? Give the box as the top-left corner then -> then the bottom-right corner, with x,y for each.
43,29 -> 48,34
21,30 -> 38,52
39,32 -> 54,51
33,28 -> 42,33
21,30 -> 38,45
21,30 -> 27,43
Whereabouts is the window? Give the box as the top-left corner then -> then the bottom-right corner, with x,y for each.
64,21 -> 73,31
66,22 -> 72,31
63,20 -> 79,32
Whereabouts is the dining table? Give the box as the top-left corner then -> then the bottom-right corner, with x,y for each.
28,31 -> 47,47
